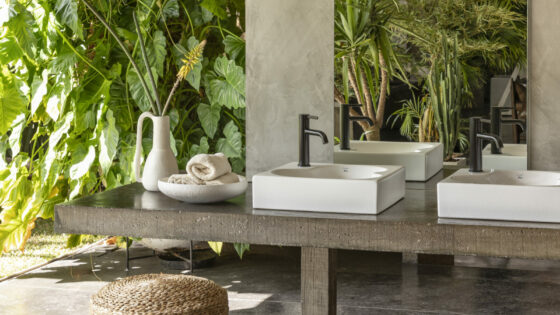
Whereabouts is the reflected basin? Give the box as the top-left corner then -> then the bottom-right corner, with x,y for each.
482,143 -> 527,171
334,141 -> 443,181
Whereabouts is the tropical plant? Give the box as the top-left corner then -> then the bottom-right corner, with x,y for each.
0,0 -> 248,258
426,37 -> 469,161
390,92 -> 437,143
393,0 -> 527,86
334,0 -> 408,141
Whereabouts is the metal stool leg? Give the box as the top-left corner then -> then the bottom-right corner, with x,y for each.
125,237 -> 130,272
189,240 -> 193,274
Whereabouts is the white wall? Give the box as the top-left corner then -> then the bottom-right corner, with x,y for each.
246,0 -> 334,178
528,0 -> 560,170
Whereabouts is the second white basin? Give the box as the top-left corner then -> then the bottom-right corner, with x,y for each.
334,141 -> 443,181
438,168 -> 560,223
482,143 -> 527,171
252,162 -> 405,214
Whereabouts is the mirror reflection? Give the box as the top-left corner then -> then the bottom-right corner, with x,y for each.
333,0 -> 528,180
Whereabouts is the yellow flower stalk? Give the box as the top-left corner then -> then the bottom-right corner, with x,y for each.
162,39 -> 207,115
177,40 -> 207,81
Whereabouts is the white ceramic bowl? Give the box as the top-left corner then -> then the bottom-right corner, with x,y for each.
158,175 -> 248,203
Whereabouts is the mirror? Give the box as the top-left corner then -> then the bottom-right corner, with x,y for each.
332,0 -> 528,179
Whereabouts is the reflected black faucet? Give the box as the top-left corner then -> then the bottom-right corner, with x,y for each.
339,104 -> 374,150
299,114 -> 328,167
490,106 -> 526,154
469,117 -> 504,172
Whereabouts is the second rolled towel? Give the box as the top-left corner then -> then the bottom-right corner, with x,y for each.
187,153 -> 232,181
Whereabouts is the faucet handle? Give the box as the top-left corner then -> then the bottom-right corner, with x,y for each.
299,114 -> 319,120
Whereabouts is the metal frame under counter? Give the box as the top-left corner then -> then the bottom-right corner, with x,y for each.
55,169 -> 560,315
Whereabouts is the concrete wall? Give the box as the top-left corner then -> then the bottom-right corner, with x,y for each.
246,0 -> 334,178
528,1 -> 560,170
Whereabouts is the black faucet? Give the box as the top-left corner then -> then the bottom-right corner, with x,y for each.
469,117 -> 504,172
339,104 -> 374,150
490,106 -> 526,154
299,114 -> 329,167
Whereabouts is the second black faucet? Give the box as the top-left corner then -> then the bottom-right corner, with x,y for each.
339,104 -> 374,150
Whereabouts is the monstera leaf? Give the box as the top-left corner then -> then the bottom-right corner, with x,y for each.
209,57 -> 245,109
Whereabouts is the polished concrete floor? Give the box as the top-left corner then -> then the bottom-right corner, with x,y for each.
1,243 -> 560,314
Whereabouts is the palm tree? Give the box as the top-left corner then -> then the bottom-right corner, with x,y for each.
334,0 -> 406,141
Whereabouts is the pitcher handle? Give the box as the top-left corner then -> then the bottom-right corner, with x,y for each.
135,112 -> 156,183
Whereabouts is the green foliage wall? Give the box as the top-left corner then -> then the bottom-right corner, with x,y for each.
0,0 -> 246,252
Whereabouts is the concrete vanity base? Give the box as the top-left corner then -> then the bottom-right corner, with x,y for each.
55,169 -> 560,314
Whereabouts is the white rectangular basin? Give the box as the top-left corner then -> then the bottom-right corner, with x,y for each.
334,141 -> 443,181
482,143 -> 527,171
438,168 -> 560,223
252,162 -> 405,214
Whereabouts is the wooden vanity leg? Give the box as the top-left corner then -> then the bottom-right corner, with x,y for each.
301,247 -> 337,315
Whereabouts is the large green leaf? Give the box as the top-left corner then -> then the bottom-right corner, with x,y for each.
55,0 -> 83,38
190,137 -> 209,157
162,0 -> 180,21
223,35 -> 245,66
209,57 -> 245,109
233,243 -> 250,259
200,0 -> 227,19
8,114 -> 25,156
147,30 -> 167,77
0,217 -> 29,252
208,241 -> 223,255
41,112 -> 73,188
0,70 -> 27,135
99,109 -> 119,175
0,192 -> 42,252
74,74 -> 111,133
216,120 -> 242,158
46,83 -> 68,121
31,70 -> 48,116
127,67 -> 156,112
70,144 -> 96,180
0,37 -> 23,64
5,3 -> 36,58
197,103 -> 221,138
49,46 -> 78,74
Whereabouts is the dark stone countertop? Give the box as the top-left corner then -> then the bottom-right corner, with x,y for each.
55,169 -> 560,260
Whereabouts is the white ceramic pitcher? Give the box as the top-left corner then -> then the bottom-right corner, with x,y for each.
134,112 -> 178,191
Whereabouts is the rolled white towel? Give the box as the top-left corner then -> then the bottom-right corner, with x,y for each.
206,173 -> 240,185
167,174 -> 204,185
187,153 -> 232,181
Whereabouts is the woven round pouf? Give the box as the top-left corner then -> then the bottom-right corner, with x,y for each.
91,274 -> 228,315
